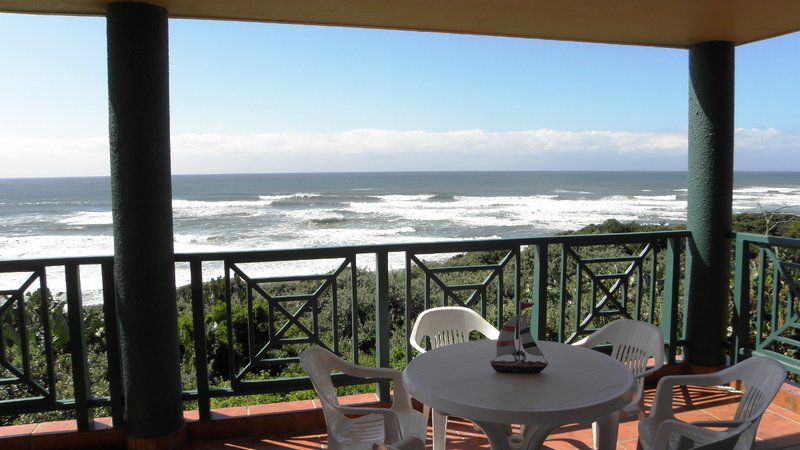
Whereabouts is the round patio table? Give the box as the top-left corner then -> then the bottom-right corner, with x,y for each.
403,340 -> 635,450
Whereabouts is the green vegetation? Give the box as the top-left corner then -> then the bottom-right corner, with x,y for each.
2,213 -> 798,425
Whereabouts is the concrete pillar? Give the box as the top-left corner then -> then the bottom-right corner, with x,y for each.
685,41 -> 735,367
107,2 -> 184,442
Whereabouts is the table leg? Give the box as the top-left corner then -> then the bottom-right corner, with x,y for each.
519,424 -> 559,449
593,411 -> 621,450
473,421 -> 513,450
432,409 -> 447,450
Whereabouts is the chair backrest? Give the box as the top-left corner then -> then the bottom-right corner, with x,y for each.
730,356 -> 786,423
409,306 -> 500,353
587,319 -> 666,377
695,356 -> 785,450
299,346 -> 345,429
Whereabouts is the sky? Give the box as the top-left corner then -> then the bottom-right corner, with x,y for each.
0,13 -> 798,177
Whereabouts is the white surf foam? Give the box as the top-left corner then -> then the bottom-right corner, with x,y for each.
58,211 -> 113,226
3,184 -> 798,305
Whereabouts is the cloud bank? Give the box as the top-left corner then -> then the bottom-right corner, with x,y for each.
0,128 -> 797,177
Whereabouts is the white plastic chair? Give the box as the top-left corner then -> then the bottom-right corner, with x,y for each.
572,319 -> 667,449
409,306 -> 500,449
638,355 -> 787,450
409,306 -> 500,353
300,346 -> 427,450
574,319 -> 667,415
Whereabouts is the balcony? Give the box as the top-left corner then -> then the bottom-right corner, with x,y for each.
1,230 -> 799,448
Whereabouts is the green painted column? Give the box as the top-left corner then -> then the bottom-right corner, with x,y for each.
685,41 -> 734,367
107,2 -> 184,438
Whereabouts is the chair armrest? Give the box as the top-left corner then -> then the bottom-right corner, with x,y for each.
324,355 -> 402,381
638,363 -> 665,379
688,420 -> 747,429
656,372 -> 732,389
409,339 -> 426,354
653,419 -> 727,450
339,363 -> 403,382
327,359 -> 414,410
572,333 -> 601,348
338,406 -> 402,444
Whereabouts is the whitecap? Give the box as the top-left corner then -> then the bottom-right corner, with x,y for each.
58,211 -> 113,226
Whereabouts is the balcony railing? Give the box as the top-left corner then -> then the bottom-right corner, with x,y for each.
732,232 -> 800,374
12,228 -> 788,432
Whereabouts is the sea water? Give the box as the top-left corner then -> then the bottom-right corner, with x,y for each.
1,171 -> 798,303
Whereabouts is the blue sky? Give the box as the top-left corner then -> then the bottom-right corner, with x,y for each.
0,13 -> 798,176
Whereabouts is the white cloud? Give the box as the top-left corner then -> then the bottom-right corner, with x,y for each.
0,128 -> 797,177
170,129 -> 689,157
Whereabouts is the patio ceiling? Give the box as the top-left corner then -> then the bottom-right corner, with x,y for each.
1,0 -> 800,48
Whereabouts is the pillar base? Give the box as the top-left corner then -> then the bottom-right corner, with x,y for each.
127,424 -> 187,450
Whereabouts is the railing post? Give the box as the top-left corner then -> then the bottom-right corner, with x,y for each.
190,260 -> 212,419
732,236 -> 751,364
101,262 -> 125,427
37,268 -> 56,403
532,244 -> 548,339
661,238 -> 682,364
375,251 -> 391,402
404,254 -> 412,364
65,264 -> 93,431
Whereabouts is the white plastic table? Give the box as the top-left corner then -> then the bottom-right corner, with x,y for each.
403,340 -> 635,450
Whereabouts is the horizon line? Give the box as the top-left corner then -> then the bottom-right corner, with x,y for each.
2,169 -> 799,181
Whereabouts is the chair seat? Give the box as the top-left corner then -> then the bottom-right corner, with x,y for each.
331,409 -> 427,450
397,408 -> 428,442
333,414 -> 389,449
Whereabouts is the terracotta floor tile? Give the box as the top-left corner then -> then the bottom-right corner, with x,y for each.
248,400 -> 314,416
547,424 -> 594,449
336,393 -> 380,406
673,407 -> 718,424
210,407 -> 249,419
615,418 -> 640,443
542,435 -> 594,449
699,397 -> 743,420
31,419 -> 78,434
768,405 -> 800,424
783,382 -> 800,393
0,422 -> 37,437
255,433 -> 323,449
755,411 -> 800,449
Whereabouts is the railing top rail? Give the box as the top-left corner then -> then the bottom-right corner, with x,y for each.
0,230 -> 691,268
732,232 -> 800,248
174,230 -> 691,262
0,255 -> 113,270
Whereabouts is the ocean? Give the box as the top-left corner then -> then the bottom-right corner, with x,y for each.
1,171 -> 798,303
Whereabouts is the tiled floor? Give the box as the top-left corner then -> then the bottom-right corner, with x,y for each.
188,385 -> 800,449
